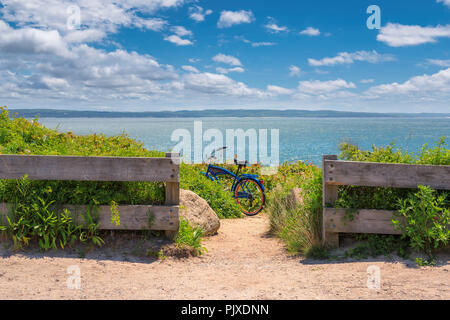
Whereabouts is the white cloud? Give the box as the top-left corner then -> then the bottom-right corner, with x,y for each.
427,59 -> 450,67
212,54 -> 242,66
0,20 -> 72,58
188,58 -> 201,63
41,76 -> 70,89
164,35 -> 193,46
289,65 -> 301,77
182,65 -> 199,73
437,0 -> 450,8
377,23 -> 450,47
217,10 -> 255,28
170,26 -> 193,37
251,42 -> 276,47
189,6 -> 212,22
0,0 -> 178,36
266,85 -> 293,95
265,23 -> 288,33
360,79 -> 374,84
133,17 -> 167,31
365,68 -> 450,97
298,79 -> 356,94
308,50 -> 395,67
0,41 -> 178,104
300,27 -> 320,36
216,67 -> 244,74
238,37 -> 276,47
63,29 -> 106,43
183,72 -> 263,97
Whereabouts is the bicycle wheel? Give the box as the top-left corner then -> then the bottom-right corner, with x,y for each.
234,178 -> 265,216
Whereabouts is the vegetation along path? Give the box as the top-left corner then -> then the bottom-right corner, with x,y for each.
0,213 -> 449,299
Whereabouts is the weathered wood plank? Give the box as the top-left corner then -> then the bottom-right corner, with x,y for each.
324,158 -> 450,190
0,154 -> 179,182
322,155 -> 339,247
0,203 -> 179,231
323,208 -> 402,235
165,182 -> 180,205
164,152 -> 180,207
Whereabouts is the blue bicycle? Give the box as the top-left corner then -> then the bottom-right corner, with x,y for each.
202,147 -> 266,216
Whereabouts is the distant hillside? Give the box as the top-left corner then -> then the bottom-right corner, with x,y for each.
8,108 -> 450,118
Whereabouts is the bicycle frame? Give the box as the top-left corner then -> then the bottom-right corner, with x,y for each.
201,162 -> 266,215
202,164 -> 265,193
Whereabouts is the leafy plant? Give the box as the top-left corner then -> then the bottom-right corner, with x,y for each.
175,217 -> 207,256
0,177 -> 100,251
180,163 -> 241,219
394,185 -> 449,260
110,200 -> 120,227
266,162 -> 325,256
336,139 -> 449,264
344,234 -> 410,260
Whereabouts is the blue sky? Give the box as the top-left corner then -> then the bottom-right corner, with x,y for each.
0,0 -> 449,112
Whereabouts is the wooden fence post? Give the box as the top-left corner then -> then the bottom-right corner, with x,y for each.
322,155 -> 339,248
165,152 -> 180,238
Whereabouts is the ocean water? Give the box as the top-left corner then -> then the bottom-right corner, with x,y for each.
38,117 -> 450,165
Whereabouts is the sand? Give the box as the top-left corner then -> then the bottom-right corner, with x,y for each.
0,214 -> 448,299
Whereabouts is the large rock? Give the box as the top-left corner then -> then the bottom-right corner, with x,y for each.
179,189 -> 220,236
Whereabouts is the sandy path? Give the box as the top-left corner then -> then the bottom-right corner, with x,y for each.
0,214 -> 449,299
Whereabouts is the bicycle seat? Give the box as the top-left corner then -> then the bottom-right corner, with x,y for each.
234,159 -> 248,167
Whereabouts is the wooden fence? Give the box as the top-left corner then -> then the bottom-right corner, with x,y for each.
0,152 -> 180,236
322,155 -> 450,247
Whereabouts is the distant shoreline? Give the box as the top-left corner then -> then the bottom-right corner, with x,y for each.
8,108 -> 450,119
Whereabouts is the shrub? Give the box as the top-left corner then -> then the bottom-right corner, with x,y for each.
0,177 -> 103,251
394,185 -> 450,261
175,217 -> 207,256
337,139 -> 449,263
0,106 -> 165,250
180,163 -> 241,219
338,136 -> 449,165
265,162 -> 324,256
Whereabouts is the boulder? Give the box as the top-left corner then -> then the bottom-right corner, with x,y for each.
179,189 -> 220,236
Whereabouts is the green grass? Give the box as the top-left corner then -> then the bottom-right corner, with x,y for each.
175,217 -> 207,256
266,139 -> 449,262
180,163 -> 241,219
0,106 -> 242,252
265,161 -> 325,256
337,139 -> 450,262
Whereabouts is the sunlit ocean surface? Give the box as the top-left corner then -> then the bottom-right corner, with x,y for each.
38,117 -> 450,166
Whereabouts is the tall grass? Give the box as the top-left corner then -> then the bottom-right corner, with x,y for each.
265,162 -> 324,256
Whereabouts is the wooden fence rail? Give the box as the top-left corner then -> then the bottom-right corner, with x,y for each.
322,155 -> 450,247
0,152 -> 180,236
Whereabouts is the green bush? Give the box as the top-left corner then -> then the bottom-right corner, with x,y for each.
0,177 -> 103,251
266,162 -> 325,256
0,106 -> 241,252
337,139 -> 449,262
0,107 -> 166,206
339,136 -> 450,165
337,139 -> 450,212
180,163 -> 241,219
175,217 -> 207,256
0,107 -> 165,250
395,185 -> 450,260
